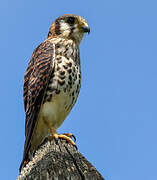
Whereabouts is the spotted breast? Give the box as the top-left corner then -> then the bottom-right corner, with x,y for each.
40,38 -> 81,130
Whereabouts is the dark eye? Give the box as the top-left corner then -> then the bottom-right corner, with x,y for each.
67,17 -> 75,24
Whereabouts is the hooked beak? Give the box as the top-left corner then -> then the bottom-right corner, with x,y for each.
81,26 -> 90,34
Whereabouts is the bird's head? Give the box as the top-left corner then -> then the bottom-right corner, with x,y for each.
48,14 -> 90,44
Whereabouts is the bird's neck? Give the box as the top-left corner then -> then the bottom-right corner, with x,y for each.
47,36 -> 81,46
46,37 -> 80,65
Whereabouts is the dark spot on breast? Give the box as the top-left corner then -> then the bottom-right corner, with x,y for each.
56,57 -> 60,60
72,91 -> 74,96
58,59 -> 62,63
58,80 -> 65,86
68,69 -> 72,74
68,81 -> 72,86
73,67 -> 76,72
59,71 -> 65,76
57,66 -> 60,71
63,65 -> 68,69
56,57 -> 62,63
56,44 -> 60,48
67,62 -> 72,67
69,75 -> 72,81
65,47 -> 69,52
56,89 -> 60,94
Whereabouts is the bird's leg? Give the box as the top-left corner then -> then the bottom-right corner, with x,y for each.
49,129 -> 76,146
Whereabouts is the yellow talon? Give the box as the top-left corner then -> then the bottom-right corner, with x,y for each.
49,129 -> 76,146
62,133 -> 73,138
62,133 -> 76,142
53,133 -> 76,146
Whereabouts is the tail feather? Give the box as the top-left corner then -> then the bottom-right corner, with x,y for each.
19,139 -> 31,172
19,113 -> 36,172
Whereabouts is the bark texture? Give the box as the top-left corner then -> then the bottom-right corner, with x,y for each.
17,138 -> 104,180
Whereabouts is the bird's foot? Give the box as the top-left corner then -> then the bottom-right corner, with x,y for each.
62,133 -> 76,142
54,133 -> 76,146
48,132 -> 76,146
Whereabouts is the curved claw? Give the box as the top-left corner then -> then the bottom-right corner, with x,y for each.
62,133 -> 76,142
72,134 -> 76,142
50,130 -> 77,146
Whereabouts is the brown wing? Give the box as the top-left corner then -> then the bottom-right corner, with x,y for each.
20,40 -> 55,171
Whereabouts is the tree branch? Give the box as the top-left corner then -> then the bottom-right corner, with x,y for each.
17,138 -> 105,180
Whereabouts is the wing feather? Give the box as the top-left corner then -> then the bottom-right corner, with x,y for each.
20,40 -> 55,171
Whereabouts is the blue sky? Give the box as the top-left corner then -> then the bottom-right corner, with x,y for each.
1,0 -> 157,179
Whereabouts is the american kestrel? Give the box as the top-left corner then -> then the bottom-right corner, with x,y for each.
20,14 -> 90,172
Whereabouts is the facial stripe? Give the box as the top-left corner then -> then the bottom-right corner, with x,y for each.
55,20 -> 61,35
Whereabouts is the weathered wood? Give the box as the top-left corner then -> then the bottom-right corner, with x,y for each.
17,138 -> 104,180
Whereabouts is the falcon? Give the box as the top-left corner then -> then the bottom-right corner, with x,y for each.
20,14 -> 90,172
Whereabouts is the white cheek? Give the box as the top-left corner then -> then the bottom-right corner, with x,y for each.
60,22 -> 69,31
60,22 -> 70,36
